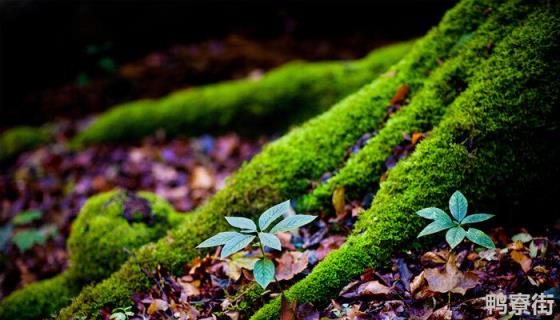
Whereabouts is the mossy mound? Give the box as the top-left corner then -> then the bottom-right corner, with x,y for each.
68,191 -> 178,282
0,191 -> 181,320
71,42 -> 412,146
55,0 -> 531,318
0,126 -> 53,163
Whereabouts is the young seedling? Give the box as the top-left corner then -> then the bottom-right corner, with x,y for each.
109,306 -> 134,320
197,200 -> 316,289
416,191 -> 495,249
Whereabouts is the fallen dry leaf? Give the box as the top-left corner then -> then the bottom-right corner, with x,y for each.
223,251 -> 258,281
316,235 -> 346,260
421,251 -> 447,265
332,187 -> 346,219
411,132 -> 424,145
277,232 -> 296,250
276,251 -> 309,281
390,84 -> 410,104
190,166 -> 215,189
147,298 -> 169,315
340,280 -> 391,298
410,271 -> 426,294
359,280 -> 392,296
347,304 -> 368,319
431,305 -> 452,320
424,253 -> 479,295
510,250 -> 532,273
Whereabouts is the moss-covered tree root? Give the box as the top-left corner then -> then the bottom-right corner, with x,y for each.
0,191 -> 181,320
55,1 -> 503,318
299,0 -> 534,212
252,5 -> 560,318
0,42 -> 411,163
0,125 -> 53,163
71,42 -> 412,147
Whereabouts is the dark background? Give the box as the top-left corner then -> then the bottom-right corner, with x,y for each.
0,0 -> 456,129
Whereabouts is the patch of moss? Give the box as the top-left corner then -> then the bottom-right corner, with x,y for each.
56,0 -> 502,318
0,125 -> 53,163
252,5 -> 560,318
71,42 -> 412,146
0,191 -> 181,320
68,191 -> 177,282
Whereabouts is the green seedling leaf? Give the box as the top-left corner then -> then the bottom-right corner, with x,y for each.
466,228 -> 495,249
110,314 -> 126,320
225,216 -> 257,231
461,213 -> 494,224
254,258 -> 275,289
197,232 -> 240,248
258,232 -> 281,251
12,210 -> 43,225
11,229 -> 46,252
449,191 -> 468,222
417,219 -> 455,238
259,200 -> 291,231
269,215 -> 317,234
416,207 -> 450,222
446,226 -> 466,249
221,233 -> 256,258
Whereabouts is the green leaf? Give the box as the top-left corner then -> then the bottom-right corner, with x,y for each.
197,232 -> 240,248
253,259 -> 275,289
449,191 -> 468,222
225,217 -> 257,231
110,313 -> 126,320
416,207 -> 451,223
466,228 -> 495,249
461,213 -> 494,225
269,215 -> 317,234
11,229 -> 46,252
258,232 -> 281,251
417,219 -> 455,238
220,233 -> 256,259
12,210 -> 43,225
445,226 -> 466,249
259,200 -> 291,231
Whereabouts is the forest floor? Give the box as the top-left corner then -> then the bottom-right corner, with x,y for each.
1,35 -> 559,319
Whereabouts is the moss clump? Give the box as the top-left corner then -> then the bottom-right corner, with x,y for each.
0,126 -> 53,162
56,1 -> 503,318
71,42 -> 412,146
252,4 -> 560,318
0,191 -> 181,320
68,191 -> 178,282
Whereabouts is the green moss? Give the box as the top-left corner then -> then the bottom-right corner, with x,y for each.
0,273 -> 81,320
0,191 -> 181,320
68,191 -> 177,282
299,0 -> 534,212
56,1 -> 503,318
71,42 -> 412,146
0,125 -> 53,162
252,5 -> 560,318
